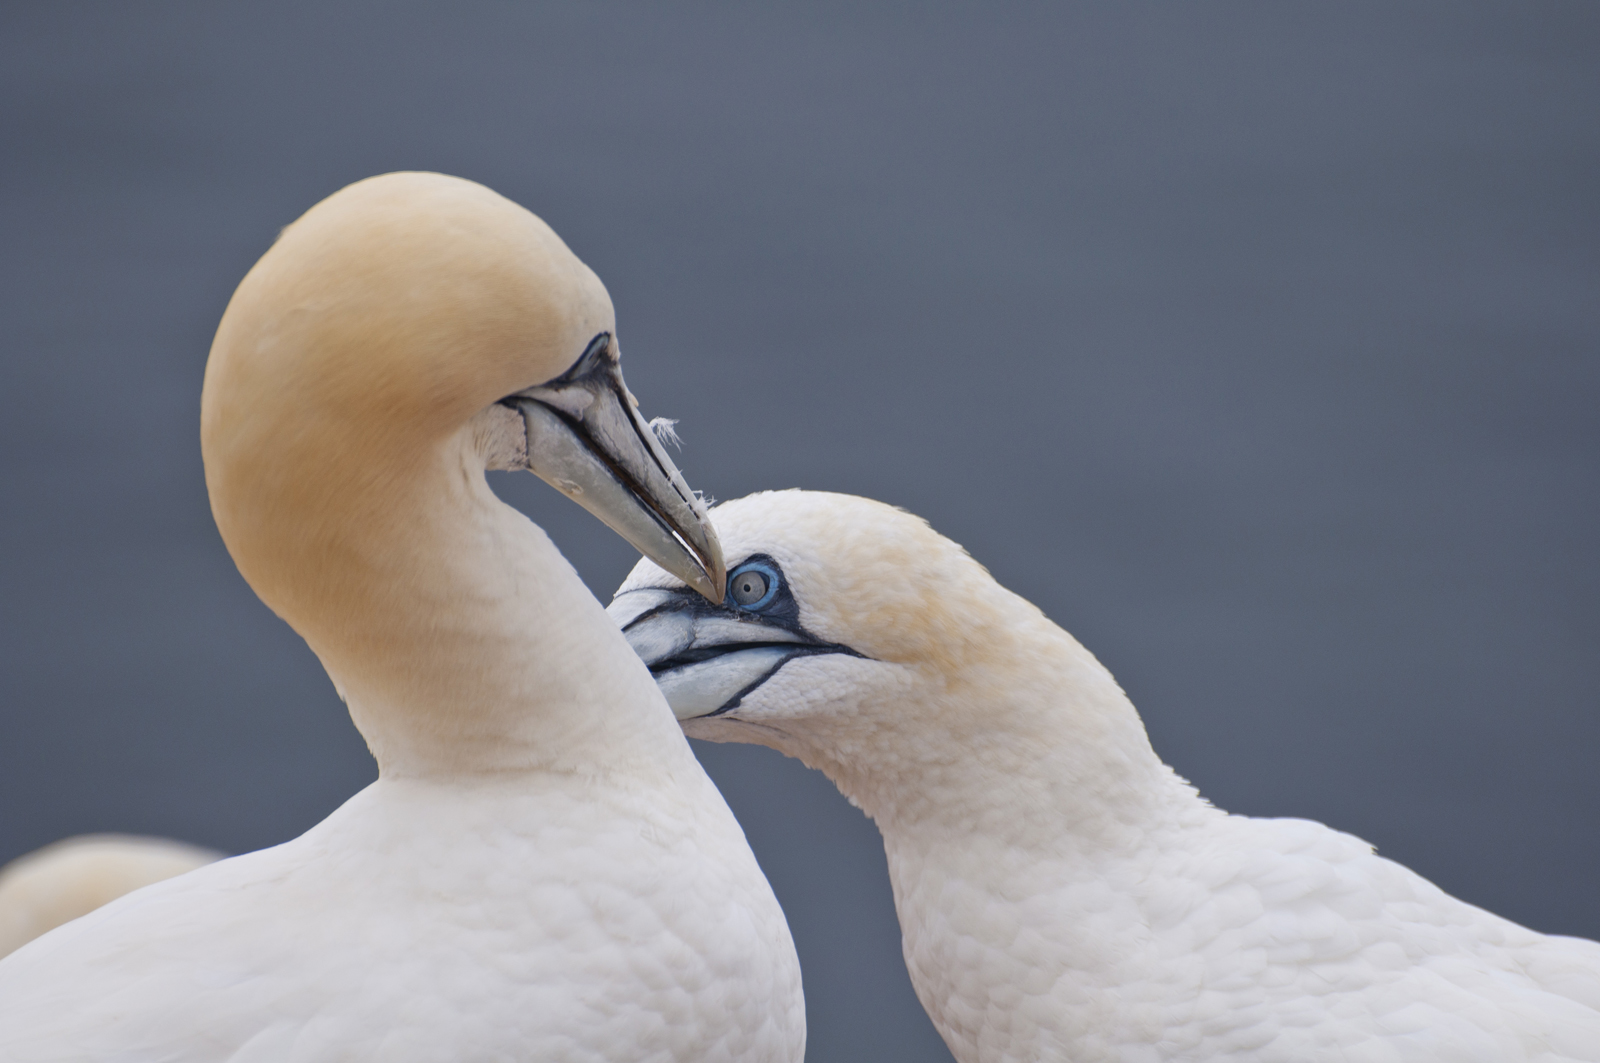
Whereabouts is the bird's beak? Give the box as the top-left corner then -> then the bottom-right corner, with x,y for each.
607,587 -> 856,720
507,334 -> 725,604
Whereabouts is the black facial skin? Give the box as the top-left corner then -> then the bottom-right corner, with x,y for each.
621,553 -> 863,680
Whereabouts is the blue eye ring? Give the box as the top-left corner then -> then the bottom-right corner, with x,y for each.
726,560 -> 781,612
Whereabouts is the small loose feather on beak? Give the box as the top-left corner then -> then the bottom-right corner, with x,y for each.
509,333 -> 725,604
647,417 -> 683,450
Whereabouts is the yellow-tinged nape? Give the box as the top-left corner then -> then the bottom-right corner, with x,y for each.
203,171 -> 612,624
201,172 -> 681,778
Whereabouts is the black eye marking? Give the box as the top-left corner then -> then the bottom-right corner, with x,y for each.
619,554 -> 804,634
495,332 -> 614,411
551,332 -> 615,383
720,554 -> 801,628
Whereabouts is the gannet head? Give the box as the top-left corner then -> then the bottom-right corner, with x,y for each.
203,171 -> 726,635
610,488 -> 1070,751
610,489 -> 1165,827
612,488 -> 1177,837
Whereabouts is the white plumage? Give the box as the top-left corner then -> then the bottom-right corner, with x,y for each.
0,834 -> 221,959
612,489 -> 1600,1062
0,174 -> 803,1062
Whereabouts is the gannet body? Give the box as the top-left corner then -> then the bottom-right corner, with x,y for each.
0,174 -> 802,1062
612,489 -> 1600,1063
0,835 -> 221,959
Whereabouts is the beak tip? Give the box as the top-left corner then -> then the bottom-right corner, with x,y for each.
690,562 -> 726,606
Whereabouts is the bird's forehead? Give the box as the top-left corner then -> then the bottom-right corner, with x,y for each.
613,490 -> 1001,673
273,172 -> 617,376
615,490 -> 936,603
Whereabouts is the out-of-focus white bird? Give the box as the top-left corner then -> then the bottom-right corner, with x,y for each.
0,835 -> 221,959
0,173 -> 803,1062
612,489 -> 1600,1063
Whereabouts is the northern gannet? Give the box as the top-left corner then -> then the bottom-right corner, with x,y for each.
611,489 -> 1600,1062
0,835 -> 221,959
0,173 -> 803,1062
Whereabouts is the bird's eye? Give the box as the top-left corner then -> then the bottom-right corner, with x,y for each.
727,561 -> 779,611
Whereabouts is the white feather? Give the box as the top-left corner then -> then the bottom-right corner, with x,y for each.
648,416 -> 683,449
0,835 -> 221,959
617,488 -> 1600,1063
0,175 -> 803,1062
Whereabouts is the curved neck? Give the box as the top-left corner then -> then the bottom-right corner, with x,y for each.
795,627 -> 1202,858
251,419 -> 688,781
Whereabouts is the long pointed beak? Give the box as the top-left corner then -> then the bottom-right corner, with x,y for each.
507,334 -> 725,603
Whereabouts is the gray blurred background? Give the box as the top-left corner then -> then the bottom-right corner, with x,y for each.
2,3 -> 1596,1059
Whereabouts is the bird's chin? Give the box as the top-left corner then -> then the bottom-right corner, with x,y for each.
680,715 -> 747,741
680,712 -> 796,750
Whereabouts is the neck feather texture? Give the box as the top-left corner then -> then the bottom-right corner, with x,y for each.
788,612 -> 1206,862
219,414 -> 691,781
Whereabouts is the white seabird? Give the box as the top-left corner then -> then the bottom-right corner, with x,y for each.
611,489 -> 1600,1063
0,835 -> 221,959
0,173 -> 803,1062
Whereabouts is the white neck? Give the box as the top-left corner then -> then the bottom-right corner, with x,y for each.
782,617 -> 1208,865
302,422 -> 690,782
